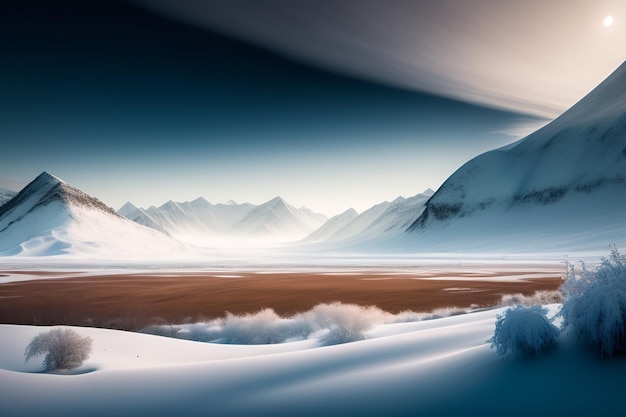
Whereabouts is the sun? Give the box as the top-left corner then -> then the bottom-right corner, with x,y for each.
603,15 -> 614,27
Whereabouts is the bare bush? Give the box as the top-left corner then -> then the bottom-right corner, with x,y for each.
25,328 -> 93,371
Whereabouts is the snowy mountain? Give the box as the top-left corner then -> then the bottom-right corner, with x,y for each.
0,172 -> 186,258
407,61 -> 626,252
0,188 -> 16,207
303,208 -> 359,242
119,196 -> 327,244
324,201 -> 391,242
360,189 -> 434,238
305,189 -> 433,247
116,201 -> 139,218
232,197 -> 327,242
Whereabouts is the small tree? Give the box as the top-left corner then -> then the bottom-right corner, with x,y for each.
25,328 -> 93,371
489,305 -> 559,356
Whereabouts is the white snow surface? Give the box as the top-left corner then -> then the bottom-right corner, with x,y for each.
2,305 -> 626,416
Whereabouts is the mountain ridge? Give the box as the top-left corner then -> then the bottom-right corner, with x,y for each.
119,195 -> 328,244
404,61 -> 626,251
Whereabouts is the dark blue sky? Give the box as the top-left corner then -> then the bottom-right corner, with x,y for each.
0,0 -> 545,214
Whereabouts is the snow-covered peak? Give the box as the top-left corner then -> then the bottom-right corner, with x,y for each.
116,194 -> 326,246
0,172 -> 119,234
549,60 -> 626,127
33,171 -> 64,187
117,201 -> 139,218
0,172 -> 67,228
0,172 -> 187,258
413,61 -> 626,220
322,200 -> 391,242
404,62 -> 626,252
265,196 -> 289,208
303,208 -> 359,242
190,197 -> 212,208
2,171 -> 116,218
232,196 -> 326,241
342,208 -> 358,217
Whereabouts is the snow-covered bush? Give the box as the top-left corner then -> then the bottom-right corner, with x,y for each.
24,328 -> 93,371
218,309 -> 312,344
560,248 -> 626,356
489,305 -> 559,356
499,290 -> 563,307
305,302 -> 389,345
142,302 -> 390,345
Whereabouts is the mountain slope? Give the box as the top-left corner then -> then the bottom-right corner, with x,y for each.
325,201 -> 392,242
362,189 -> 434,237
306,189 -> 433,248
407,62 -> 626,252
0,188 -> 16,207
303,208 -> 359,242
0,172 -> 186,258
233,197 -> 327,241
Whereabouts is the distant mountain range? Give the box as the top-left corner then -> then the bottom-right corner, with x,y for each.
2,62 -> 626,258
303,190 -> 433,245
118,195 -> 328,244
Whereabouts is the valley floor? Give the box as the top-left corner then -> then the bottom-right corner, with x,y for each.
0,266 -> 563,329
3,262 -> 614,417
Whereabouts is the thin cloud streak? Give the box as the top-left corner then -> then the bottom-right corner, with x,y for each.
136,0 -> 626,118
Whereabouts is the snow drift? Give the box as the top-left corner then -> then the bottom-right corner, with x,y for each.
4,303 -> 626,417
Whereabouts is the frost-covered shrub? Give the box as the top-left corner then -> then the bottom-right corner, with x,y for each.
305,302 -> 390,345
560,249 -> 626,356
499,290 -> 563,307
141,302 -> 389,345
489,305 -> 559,356
218,309 -> 312,344
141,302 -> 479,345
24,328 -> 93,371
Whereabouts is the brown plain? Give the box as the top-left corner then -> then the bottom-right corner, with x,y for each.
0,269 -> 563,331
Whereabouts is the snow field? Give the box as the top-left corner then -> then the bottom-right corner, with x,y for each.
3,303 -> 626,416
